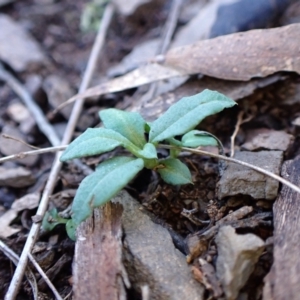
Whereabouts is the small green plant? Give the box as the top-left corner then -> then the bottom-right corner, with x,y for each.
43,90 -> 236,239
80,0 -> 109,32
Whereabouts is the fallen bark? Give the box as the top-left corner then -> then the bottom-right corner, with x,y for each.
263,155 -> 300,300
73,202 -> 127,300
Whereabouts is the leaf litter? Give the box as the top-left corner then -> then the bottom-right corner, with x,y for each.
0,0 -> 300,299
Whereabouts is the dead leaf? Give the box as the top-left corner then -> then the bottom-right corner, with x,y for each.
108,38 -> 160,77
165,23 -> 300,80
0,13 -> 46,71
43,75 -> 75,119
0,193 -> 40,238
0,210 -> 20,237
11,192 -> 40,211
64,24 -> 299,107
0,125 -> 38,166
0,166 -> 36,188
62,63 -> 183,108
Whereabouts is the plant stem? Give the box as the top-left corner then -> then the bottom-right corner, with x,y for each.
158,144 -> 300,195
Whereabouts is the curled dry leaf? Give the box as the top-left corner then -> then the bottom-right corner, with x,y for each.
0,193 -> 40,238
66,24 -> 300,106
165,23 -> 300,80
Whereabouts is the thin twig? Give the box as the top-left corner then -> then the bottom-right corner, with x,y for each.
1,134 -> 40,150
157,0 -> 182,56
0,63 -> 61,147
4,4 -> 115,299
230,111 -> 244,157
0,145 -> 67,164
0,62 -> 91,175
28,253 -> 63,300
139,0 -> 182,104
159,144 -> 300,194
0,239 -> 38,300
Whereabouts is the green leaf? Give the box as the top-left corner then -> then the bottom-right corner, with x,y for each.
42,208 -> 68,231
157,158 -> 192,185
149,89 -> 236,143
100,109 -> 147,148
137,143 -> 157,159
182,130 -> 218,148
60,128 -> 138,161
166,137 -> 182,147
72,156 -> 144,225
66,219 -> 76,241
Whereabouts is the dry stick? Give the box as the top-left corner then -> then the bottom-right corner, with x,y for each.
1,139 -> 300,196
157,0 -> 182,56
28,253 -> 63,300
230,111 -> 254,157
139,0 -> 182,104
0,145 -> 67,164
0,239 -> 38,300
0,63 -> 61,147
0,63 -> 90,175
54,0 -> 183,116
1,134 -> 41,150
159,144 -> 300,194
4,4 -> 115,299
0,239 -> 62,300
230,111 -> 244,157
1,137 -> 300,195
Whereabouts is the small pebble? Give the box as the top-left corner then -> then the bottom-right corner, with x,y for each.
7,102 -> 30,123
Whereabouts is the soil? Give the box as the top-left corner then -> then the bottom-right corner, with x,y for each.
0,0 -> 299,299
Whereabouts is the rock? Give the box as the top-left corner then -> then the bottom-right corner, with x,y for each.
215,226 -> 265,300
114,0 -> 151,16
0,166 -> 35,188
7,102 -> 31,123
241,128 -> 293,151
217,151 -> 283,200
43,75 -> 74,119
0,125 -> 38,166
0,14 -> 46,71
112,191 -> 204,300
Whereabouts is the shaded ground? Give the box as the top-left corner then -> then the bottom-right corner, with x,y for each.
0,0 -> 300,299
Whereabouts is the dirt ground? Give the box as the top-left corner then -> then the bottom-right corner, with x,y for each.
0,0 -> 300,299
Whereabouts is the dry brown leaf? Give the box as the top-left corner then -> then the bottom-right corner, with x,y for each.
64,24 -> 299,106
63,63 -> 183,107
0,193 -> 40,238
165,23 -> 300,80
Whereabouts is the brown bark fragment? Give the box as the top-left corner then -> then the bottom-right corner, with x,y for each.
263,156 -> 300,300
73,203 -> 126,300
